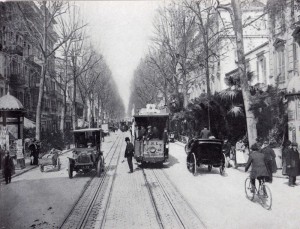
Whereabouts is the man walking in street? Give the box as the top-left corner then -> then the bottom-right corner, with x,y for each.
286,142 -> 300,187
261,140 -> 277,183
124,137 -> 134,173
199,126 -> 211,139
1,150 -> 15,184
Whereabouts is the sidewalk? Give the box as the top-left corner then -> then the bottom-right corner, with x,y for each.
0,148 -> 73,183
173,140 -> 297,180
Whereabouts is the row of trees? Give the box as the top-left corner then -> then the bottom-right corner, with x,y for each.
14,1 -> 124,141
129,0 -> 286,146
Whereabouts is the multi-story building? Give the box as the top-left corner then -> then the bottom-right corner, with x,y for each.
0,2 -> 64,132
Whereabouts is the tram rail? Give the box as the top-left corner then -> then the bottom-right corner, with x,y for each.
60,134 -> 124,229
142,166 -> 206,229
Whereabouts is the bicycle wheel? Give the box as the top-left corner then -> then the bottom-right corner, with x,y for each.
245,177 -> 254,200
259,184 -> 272,210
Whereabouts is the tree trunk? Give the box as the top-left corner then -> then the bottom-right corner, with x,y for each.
35,1 -> 47,141
60,89 -> 67,131
231,0 -> 257,146
72,69 -> 77,130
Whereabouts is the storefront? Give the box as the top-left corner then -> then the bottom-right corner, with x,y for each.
286,76 -> 300,148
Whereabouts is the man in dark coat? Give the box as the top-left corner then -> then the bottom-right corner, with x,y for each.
124,137 -> 134,173
286,142 -> 300,187
2,150 -> 14,184
199,127 -> 211,139
245,143 -> 269,192
282,140 -> 292,176
261,140 -> 277,183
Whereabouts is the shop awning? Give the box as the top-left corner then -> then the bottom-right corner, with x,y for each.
24,117 -> 35,129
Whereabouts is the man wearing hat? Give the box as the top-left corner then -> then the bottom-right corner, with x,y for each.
282,140 -> 292,176
286,142 -> 300,186
245,143 -> 269,192
124,137 -> 134,173
146,126 -> 153,140
261,140 -> 277,183
2,150 -> 15,184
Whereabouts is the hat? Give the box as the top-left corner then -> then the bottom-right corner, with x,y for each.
125,137 -> 130,142
250,143 -> 260,151
285,140 -> 292,146
292,142 -> 298,147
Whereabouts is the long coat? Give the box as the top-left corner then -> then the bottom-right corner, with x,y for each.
286,148 -> 300,177
245,151 -> 269,179
124,142 -> 134,158
2,155 -> 14,176
261,146 -> 277,173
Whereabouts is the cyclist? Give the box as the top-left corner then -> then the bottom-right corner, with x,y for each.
245,143 -> 270,193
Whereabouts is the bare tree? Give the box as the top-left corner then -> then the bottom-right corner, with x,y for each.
17,1 -> 85,140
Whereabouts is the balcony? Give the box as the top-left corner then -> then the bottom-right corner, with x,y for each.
26,55 -> 43,66
3,45 -> 23,56
9,74 -> 25,86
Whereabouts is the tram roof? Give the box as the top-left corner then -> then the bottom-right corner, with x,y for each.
73,128 -> 102,133
134,113 -> 169,118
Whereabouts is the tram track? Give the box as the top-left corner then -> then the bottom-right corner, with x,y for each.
142,166 -> 206,229
60,133 -> 124,229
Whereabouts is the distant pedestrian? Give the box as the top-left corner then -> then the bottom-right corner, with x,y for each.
286,142 -> 300,187
261,140 -> 277,183
124,137 -> 134,173
199,126 -> 211,139
282,140 -> 292,176
2,150 -> 15,184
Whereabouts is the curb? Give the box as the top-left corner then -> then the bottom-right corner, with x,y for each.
1,148 -> 74,183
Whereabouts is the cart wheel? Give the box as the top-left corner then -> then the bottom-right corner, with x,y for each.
220,164 -> 225,175
57,158 -> 61,171
191,153 -> 197,176
208,165 -> 212,172
40,165 -> 44,172
97,158 -> 102,177
68,163 -> 73,179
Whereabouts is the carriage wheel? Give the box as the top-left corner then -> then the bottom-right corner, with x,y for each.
57,158 -> 61,171
208,165 -> 212,172
68,163 -> 73,179
219,164 -> 225,175
97,158 -> 102,177
40,165 -> 44,172
190,153 -> 197,176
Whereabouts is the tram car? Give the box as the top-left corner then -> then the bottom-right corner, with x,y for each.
68,128 -> 104,178
120,121 -> 128,132
133,104 -> 169,166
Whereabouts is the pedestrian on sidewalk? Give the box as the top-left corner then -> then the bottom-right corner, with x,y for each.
124,137 -> 134,173
286,142 -> 300,187
1,150 -> 15,184
261,140 -> 277,183
282,140 -> 292,176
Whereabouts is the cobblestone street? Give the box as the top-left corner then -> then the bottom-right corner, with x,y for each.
1,132 -> 300,229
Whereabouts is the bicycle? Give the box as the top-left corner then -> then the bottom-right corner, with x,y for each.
245,177 -> 272,210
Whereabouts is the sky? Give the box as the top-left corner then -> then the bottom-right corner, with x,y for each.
77,1 -> 162,113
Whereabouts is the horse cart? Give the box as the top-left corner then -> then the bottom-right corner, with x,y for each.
185,138 -> 225,175
39,148 -> 61,172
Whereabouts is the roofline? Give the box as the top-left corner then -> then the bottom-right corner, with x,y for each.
244,41 -> 269,56
134,114 -> 169,118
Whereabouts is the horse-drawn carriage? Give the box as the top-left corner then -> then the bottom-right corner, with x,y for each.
68,128 -> 104,178
185,138 -> 225,175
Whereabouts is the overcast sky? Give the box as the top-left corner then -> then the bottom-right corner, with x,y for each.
77,1 -> 161,113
